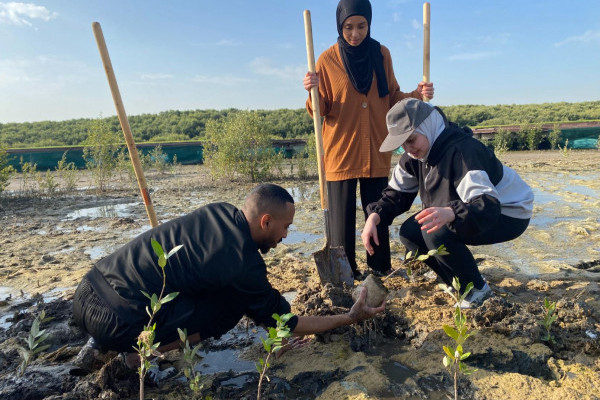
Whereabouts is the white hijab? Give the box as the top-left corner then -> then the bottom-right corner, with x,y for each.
409,108 -> 446,162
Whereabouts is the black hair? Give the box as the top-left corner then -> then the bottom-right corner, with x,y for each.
245,183 -> 294,218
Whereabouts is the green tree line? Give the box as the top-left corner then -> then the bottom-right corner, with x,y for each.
1,101 -> 600,148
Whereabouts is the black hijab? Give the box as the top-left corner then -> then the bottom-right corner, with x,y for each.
336,0 -> 389,97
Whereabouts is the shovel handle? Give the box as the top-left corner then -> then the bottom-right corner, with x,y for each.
303,10 -> 328,211
422,2 -> 430,102
92,22 -> 159,228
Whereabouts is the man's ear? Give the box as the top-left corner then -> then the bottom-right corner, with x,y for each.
259,214 -> 272,230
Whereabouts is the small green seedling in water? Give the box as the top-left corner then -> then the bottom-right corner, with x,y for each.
135,239 -> 182,400
441,277 -> 478,400
256,312 -> 295,400
18,309 -> 54,376
178,327 -> 204,393
384,244 -> 449,281
540,297 -> 558,344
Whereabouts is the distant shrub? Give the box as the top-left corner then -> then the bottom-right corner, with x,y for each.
523,124 -> 544,150
548,124 -> 562,150
493,129 -> 511,154
0,145 -> 15,196
83,118 -> 121,192
56,152 -> 78,193
204,111 -> 279,182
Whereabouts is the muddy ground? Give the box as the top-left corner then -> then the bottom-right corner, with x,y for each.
0,150 -> 599,399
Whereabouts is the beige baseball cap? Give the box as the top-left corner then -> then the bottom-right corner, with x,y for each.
379,98 -> 434,152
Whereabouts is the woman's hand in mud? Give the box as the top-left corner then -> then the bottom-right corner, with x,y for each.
304,72 -> 319,91
415,207 -> 454,233
361,213 -> 381,256
275,337 -> 313,359
348,287 -> 385,323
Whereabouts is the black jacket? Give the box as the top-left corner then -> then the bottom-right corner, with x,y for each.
367,123 -> 533,238
88,202 -> 296,339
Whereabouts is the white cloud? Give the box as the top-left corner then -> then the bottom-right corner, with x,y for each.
448,51 -> 501,61
249,57 -> 305,81
191,74 -> 253,86
411,19 -> 420,30
0,55 -> 93,91
0,2 -> 57,27
554,30 -> 600,47
392,12 -> 401,23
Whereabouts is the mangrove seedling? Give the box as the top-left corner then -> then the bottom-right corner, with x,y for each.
178,327 -> 204,393
441,277 -> 478,400
135,238 -> 182,400
256,312 -> 295,400
384,244 -> 449,280
540,297 -> 558,344
18,309 -> 54,376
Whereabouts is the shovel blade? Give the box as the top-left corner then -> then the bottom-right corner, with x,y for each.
313,245 -> 354,287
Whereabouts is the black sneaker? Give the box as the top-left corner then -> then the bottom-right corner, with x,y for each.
369,269 -> 391,278
353,270 -> 366,281
72,337 -> 113,372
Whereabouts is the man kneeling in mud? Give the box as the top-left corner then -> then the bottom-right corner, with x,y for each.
73,183 -> 384,381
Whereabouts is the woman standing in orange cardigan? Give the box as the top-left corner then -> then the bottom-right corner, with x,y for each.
303,0 -> 434,279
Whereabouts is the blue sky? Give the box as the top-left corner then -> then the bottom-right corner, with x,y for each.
1,1 -> 599,123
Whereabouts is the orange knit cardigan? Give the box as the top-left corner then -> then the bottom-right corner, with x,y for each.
306,43 -> 422,181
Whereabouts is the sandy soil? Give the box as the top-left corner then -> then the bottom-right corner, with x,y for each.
0,150 -> 599,399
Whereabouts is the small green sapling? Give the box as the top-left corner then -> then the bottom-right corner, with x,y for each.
256,312 -> 295,400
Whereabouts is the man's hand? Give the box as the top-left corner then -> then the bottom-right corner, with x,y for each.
348,287 -> 386,323
415,207 -> 454,233
361,213 -> 381,256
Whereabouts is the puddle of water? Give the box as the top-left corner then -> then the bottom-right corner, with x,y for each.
193,323 -> 264,376
287,185 -> 319,203
42,287 -> 71,303
85,246 -> 110,260
381,360 -> 418,384
196,348 -> 257,375
0,286 -> 18,301
285,228 -> 321,245
565,185 -> 599,198
77,225 -> 105,232
530,215 -> 579,228
0,314 -> 12,330
219,373 -> 255,388
63,202 -> 138,221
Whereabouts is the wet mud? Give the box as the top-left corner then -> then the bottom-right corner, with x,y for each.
0,150 -> 599,399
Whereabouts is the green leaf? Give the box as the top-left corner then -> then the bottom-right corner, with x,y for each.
178,328 -> 186,342
161,291 -> 179,304
443,325 -> 459,341
463,282 -> 474,296
417,254 -> 429,261
192,343 -> 203,355
405,250 -> 413,260
443,346 -> 455,359
141,290 -> 152,300
32,344 -> 51,355
158,255 -> 166,268
436,245 -> 450,256
273,345 -> 283,353
151,238 -> 164,258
